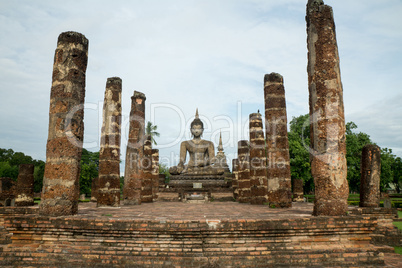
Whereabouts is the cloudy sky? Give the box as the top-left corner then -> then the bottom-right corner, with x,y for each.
0,0 -> 401,171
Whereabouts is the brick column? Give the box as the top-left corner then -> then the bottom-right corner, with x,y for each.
141,136 -> 153,203
232,159 -> 239,201
237,140 -> 250,203
306,0 -> 349,216
39,31 -> 88,216
292,178 -> 304,202
97,77 -> 122,207
264,73 -> 292,208
123,91 -> 146,205
91,177 -> 99,202
15,164 -> 34,206
360,144 -> 381,207
151,149 -> 159,202
249,113 -> 268,205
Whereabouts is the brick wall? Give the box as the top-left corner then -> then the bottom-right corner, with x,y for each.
0,207 -> 392,267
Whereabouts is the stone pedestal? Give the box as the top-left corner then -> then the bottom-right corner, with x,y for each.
360,144 -> 381,207
123,91 -> 146,205
264,73 -> 292,208
15,164 -> 35,206
97,77 -> 122,207
39,31 -> 88,216
306,0 -> 349,216
249,113 -> 268,205
237,140 -> 250,203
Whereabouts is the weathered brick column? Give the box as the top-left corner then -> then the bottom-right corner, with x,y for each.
249,113 -> 268,205
264,73 -> 292,208
292,178 -> 304,202
360,144 -> 381,207
232,159 -> 239,200
39,31 -> 88,216
123,91 -> 146,205
97,77 -> 122,207
151,149 -> 159,202
306,0 -> 349,216
91,177 -> 99,202
15,164 -> 34,206
141,136 -> 153,203
237,140 -> 250,203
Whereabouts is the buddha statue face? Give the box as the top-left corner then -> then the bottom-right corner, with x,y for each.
190,118 -> 204,138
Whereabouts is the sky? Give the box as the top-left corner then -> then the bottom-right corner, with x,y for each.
0,0 -> 401,172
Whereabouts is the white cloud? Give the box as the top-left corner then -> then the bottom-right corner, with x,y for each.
0,0 -> 401,169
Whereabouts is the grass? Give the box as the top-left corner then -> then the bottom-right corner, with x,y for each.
395,247 -> 402,255
393,221 -> 402,230
398,210 -> 402,218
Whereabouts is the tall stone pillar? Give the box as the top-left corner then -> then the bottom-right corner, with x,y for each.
123,91 -> 146,205
141,136 -> 153,203
97,77 -> 122,207
264,73 -> 292,208
249,113 -> 268,205
232,159 -> 239,201
39,31 -> 88,216
15,164 -> 34,206
360,144 -> 381,207
237,140 -> 250,203
306,0 -> 349,216
151,149 -> 160,202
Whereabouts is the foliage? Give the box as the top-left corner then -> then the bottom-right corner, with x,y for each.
145,121 -> 160,145
288,114 -> 313,193
80,149 -> 99,195
287,114 -> 402,194
159,163 -> 170,182
0,148 -> 45,192
345,122 -> 372,192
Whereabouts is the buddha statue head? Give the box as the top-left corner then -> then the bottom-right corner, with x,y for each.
190,109 -> 204,138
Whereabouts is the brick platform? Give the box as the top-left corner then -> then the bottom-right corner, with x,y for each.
0,202 -> 400,267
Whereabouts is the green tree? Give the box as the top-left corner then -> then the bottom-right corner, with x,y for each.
345,122 -> 372,192
145,121 -> 160,145
380,148 -> 396,192
288,114 -> 313,193
33,160 -> 45,192
80,149 -> 99,195
159,163 -> 170,183
392,157 -> 402,193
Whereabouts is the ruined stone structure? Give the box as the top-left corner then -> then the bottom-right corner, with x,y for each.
39,31 -> 88,216
151,149 -> 159,202
141,136 -> 153,203
306,0 -> 349,216
91,177 -> 99,202
360,144 -> 381,207
0,178 -> 15,207
249,113 -> 268,205
237,140 -> 250,203
264,73 -> 292,208
15,164 -> 34,207
215,132 -> 231,174
97,77 -> 122,207
292,178 -> 304,202
123,91 -> 146,205
232,159 -> 239,200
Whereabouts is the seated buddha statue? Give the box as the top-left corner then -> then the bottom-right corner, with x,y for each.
169,109 -> 224,176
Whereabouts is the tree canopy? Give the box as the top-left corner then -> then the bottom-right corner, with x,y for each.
288,114 -> 402,193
